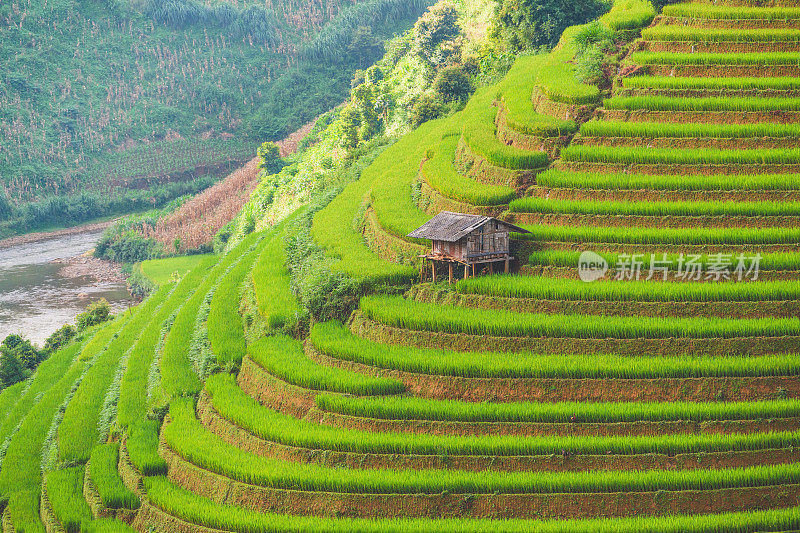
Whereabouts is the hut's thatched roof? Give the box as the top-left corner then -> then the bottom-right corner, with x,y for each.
407,211 -> 529,242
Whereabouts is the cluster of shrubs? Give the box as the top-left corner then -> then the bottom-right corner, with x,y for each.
332,2 -> 475,147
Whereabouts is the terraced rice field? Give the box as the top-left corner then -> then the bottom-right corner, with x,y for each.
3,0 -> 800,532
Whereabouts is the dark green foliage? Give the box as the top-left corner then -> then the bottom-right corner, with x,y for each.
43,325 -> 77,354
301,0 -> 435,64
1,174 -> 219,239
414,2 -> 461,66
352,84 -> 382,141
411,95 -> 444,127
494,0 -> 606,51
0,335 -> 42,371
0,349 -> 26,389
0,190 -> 11,221
348,26 -> 383,67
0,0 -> 427,236
366,65 -> 385,85
433,65 -> 472,102
257,142 -> 284,174
76,299 -> 112,332
338,106 -> 362,149
148,0 -> 279,44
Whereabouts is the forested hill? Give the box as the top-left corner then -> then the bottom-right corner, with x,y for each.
0,0 -> 433,235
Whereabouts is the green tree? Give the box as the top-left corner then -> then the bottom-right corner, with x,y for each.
413,3 -> 460,64
0,350 -> 26,389
337,105 -> 362,149
494,0 -> 605,51
347,26 -> 381,67
0,335 -> 41,371
433,65 -> 472,102
365,65 -> 384,85
257,141 -> 284,174
352,84 -> 380,141
410,95 -> 444,128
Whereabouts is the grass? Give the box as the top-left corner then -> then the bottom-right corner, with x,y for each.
45,466 -> 93,533
315,393 -> 800,425
207,373 -> 800,457
311,131 -> 420,285
622,75 -> 800,90
535,168 -> 800,190
0,338 -> 91,532
499,55 -> 577,136
161,233 -> 260,400
662,4 -> 800,20
527,249 -> 800,272
461,87 -> 549,170
208,240 -> 265,368
510,196 -> 800,216
517,222 -> 800,245
642,27 -> 800,42
603,0 -> 655,31
89,443 -> 140,510
563,145 -> 800,165
58,287 -> 171,464
126,419 -> 167,476
0,381 -> 26,424
366,120 -> 450,243
359,295 -> 800,339
421,135 -> 516,206
248,335 -> 404,395
139,254 -> 213,285
455,275 -> 800,302
604,96 -> 800,111
251,220 -> 303,329
310,321 -> 800,379
165,398 -> 800,494
117,255 -> 215,427
580,120 -> 800,138
534,25 -> 602,105
143,476 -> 800,533
0,342 -> 82,460
631,51 -> 800,65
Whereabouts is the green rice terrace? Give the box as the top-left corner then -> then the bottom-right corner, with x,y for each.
4,0 -> 800,531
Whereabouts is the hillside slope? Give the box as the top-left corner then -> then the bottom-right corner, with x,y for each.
3,0 -> 800,531
0,0 -> 432,236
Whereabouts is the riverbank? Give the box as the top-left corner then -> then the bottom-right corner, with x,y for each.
0,220 -> 116,250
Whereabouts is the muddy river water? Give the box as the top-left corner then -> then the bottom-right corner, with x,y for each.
0,230 -> 134,346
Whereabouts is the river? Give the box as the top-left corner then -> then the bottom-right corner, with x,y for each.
0,230 -> 135,346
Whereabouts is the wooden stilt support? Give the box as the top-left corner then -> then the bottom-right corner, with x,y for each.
464,264 -> 469,279
448,263 -> 453,285
472,264 -> 476,277
504,259 -> 509,273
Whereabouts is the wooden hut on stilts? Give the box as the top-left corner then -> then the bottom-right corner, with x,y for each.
407,211 -> 530,284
